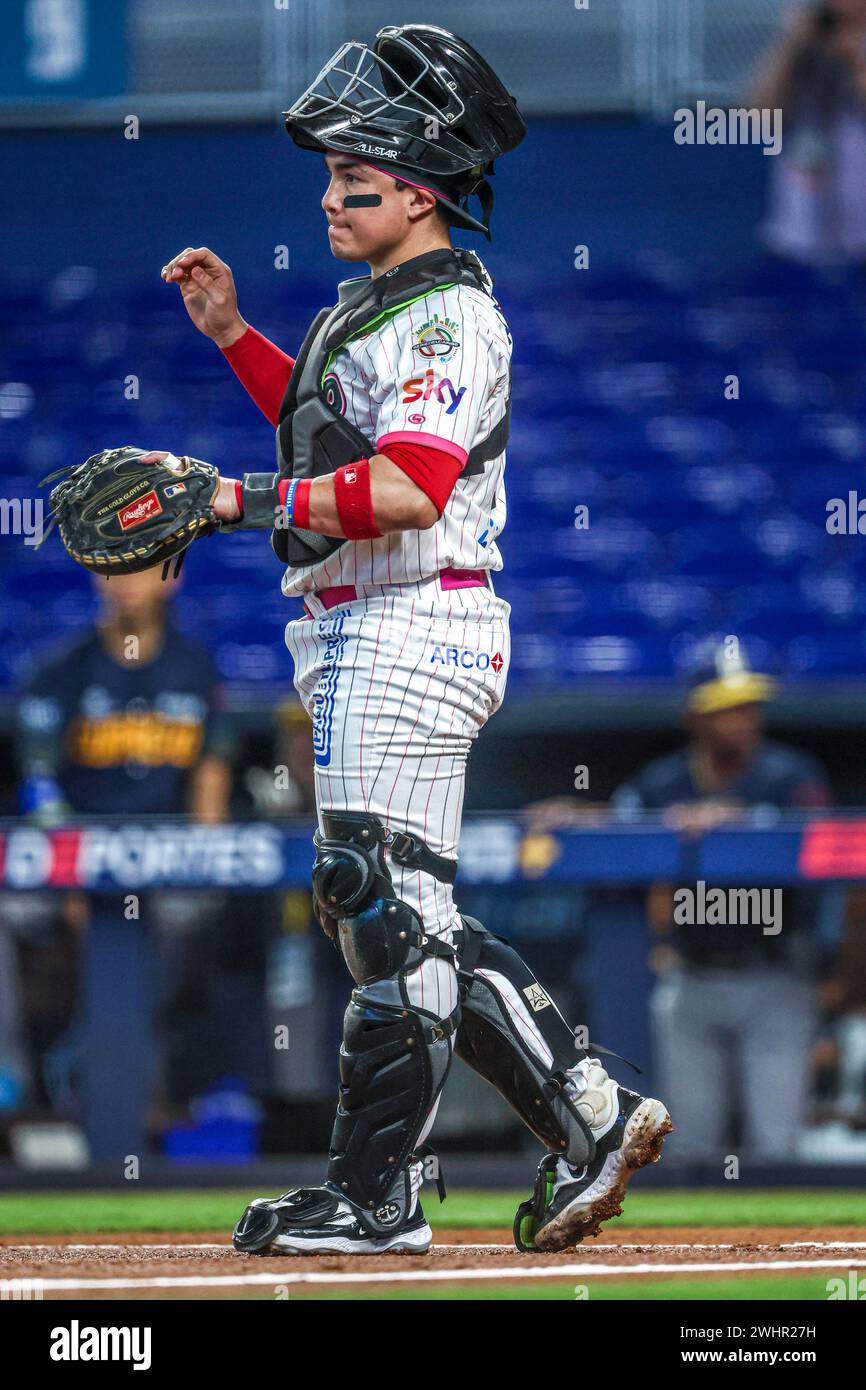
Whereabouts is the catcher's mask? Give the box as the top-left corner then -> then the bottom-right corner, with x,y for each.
283,24 -> 526,239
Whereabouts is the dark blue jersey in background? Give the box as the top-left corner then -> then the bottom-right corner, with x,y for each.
18,624 -> 233,816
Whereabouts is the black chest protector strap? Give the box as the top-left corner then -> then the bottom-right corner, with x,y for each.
235,248 -> 511,567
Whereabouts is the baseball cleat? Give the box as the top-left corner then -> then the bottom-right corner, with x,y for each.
513,1076 -> 672,1252
232,1184 -> 433,1256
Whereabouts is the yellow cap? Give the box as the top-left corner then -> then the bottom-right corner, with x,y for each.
687,670 -> 776,714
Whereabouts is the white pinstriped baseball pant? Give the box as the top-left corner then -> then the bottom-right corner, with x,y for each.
286,579 -> 510,1027
285,578 -> 584,1149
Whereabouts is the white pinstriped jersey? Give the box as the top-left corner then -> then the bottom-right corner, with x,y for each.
280,264 -> 511,598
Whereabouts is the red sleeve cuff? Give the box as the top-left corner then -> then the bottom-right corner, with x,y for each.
378,440 -> 463,516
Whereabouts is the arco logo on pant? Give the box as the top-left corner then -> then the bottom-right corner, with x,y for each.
430,645 -> 504,671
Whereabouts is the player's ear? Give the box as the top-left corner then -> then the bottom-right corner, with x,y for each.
397,182 -> 433,222
406,185 -> 439,225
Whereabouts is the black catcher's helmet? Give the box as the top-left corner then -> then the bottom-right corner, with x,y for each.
283,24 -> 526,238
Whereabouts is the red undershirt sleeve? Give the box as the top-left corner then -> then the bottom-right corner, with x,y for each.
377,440 -> 464,517
220,326 -> 295,427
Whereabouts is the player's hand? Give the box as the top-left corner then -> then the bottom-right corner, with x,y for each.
138,451 -> 242,523
160,246 -> 248,349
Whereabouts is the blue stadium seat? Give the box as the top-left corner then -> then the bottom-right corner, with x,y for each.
4,265 -> 866,697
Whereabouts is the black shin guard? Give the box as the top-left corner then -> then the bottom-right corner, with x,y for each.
326,985 -> 454,1213
314,810 -> 459,1214
454,918 -> 594,1168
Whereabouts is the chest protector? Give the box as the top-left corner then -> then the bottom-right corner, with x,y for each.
238,247 -> 511,568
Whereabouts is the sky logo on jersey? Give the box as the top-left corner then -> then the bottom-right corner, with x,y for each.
401,369 -> 466,415
413,314 -> 460,361
431,646 -> 504,671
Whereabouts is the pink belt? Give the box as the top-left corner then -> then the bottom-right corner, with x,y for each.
304,567 -> 489,616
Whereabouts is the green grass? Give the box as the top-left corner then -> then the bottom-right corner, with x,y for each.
284,1273 -> 842,1301
1,1188 -> 866,1235
41,1272 -> 855,1302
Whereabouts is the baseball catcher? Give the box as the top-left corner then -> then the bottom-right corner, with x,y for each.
135,24 -> 671,1254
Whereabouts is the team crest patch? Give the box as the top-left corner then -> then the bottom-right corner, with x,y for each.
323,371 -> 347,415
118,490 -> 162,530
523,983 -> 551,1012
413,314 -> 460,361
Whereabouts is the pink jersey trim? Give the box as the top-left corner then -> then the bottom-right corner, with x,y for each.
377,431 -> 468,466
313,585 -> 358,610
306,571 -> 487,614
440,567 -> 489,590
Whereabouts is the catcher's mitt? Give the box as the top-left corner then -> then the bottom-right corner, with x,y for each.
41,445 -> 220,578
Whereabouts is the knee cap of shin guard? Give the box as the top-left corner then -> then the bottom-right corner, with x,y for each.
312,813 -> 392,921
338,898 -> 423,985
312,838 -> 378,918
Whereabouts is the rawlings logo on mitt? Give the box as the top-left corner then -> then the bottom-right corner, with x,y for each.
40,445 -> 221,578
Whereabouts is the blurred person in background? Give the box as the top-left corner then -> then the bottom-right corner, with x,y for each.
0,930 -> 29,1112
240,697 -> 316,819
18,567 -> 231,823
7,567 -> 236,1120
749,0 -> 866,265
812,886 -> 866,1128
611,643 -> 836,1162
235,698 -> 342,1116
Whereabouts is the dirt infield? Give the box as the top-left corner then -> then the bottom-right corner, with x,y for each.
3,1226 -> 866,1297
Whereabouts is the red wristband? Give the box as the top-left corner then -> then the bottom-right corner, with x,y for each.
234,480 -> 244,519
334,459 -> 382,540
